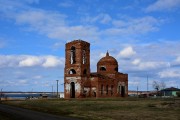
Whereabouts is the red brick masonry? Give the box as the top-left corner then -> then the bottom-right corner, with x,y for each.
64,40 -> 128,98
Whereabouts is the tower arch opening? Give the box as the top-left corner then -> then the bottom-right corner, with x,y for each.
82,50 -> 86,64
70,46 -> 76,64
69,69 -> 76,74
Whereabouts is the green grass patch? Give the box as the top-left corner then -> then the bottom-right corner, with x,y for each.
1,98 -> 180,120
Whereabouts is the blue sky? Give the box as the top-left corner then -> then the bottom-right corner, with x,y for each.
0,0 -> 180,92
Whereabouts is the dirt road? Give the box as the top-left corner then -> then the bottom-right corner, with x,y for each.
0,104 -> 79,120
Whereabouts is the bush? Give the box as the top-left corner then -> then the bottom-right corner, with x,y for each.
177,91 -> 180,97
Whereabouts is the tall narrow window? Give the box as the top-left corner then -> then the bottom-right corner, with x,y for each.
83,69 -> 87,74
82,50 -> 86,64
101,84 -> 103,95
70,46 -> 76,64
106,85 -> 108,95
111,85 -> 113,96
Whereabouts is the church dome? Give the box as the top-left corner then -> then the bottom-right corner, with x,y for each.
97,51 -> 118,73
97,52 -> 118,66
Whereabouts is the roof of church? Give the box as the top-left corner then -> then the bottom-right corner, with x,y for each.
97,51 -> 118,65
66,39 -> 90,44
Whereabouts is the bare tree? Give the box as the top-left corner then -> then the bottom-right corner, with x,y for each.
152,81 -> 166,91
152,81 -> 160,91
160,81 -> 166,90
152,81 -> 166,96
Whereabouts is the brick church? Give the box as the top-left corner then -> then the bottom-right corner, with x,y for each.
64,40 -> 128,98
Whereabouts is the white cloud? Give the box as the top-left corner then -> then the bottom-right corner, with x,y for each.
99,53 -> 106,58
145,0 -> 180,12
18,80 -> 28,84
117,46 -> 136,58
19,56 -> 42,67
165,80 -> 178,88
0,55 -> 19,67
138,62 -> 169,70
47,25 -> 99,41
0,55 -> 64,68
42,56 -> 63,68
0,1 -> 165,41
158,70 -> 180,78
170,56 -> 180,66
58,1 -> 74,7
130,58 -> 170,71
176,56 -> 180,62
33,75 -> 42,79
132,59 -> 141,65
84,13 -> 112,24
13,9 -> 100,41
103,16 -> 162,36
128,81 -> 139,86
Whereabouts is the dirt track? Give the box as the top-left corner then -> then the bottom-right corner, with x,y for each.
0,104 -> 79,120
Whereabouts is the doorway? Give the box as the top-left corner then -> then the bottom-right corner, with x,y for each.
121,86 -> 125,97
70,82 -> 75,98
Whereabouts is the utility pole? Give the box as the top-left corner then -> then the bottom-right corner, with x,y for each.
147,75 -> 149,97
52,85 -> 53,97
56,80 -> 59,98
137,86 -> 138,97
0,88 -> 2,101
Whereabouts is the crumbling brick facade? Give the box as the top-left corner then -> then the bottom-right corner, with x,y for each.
64,40 -> 128,98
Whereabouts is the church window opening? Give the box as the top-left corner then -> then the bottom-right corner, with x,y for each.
70,82 -> 75,98
101,84 -> 103,95
93,91 -> 96,97
69,69 -> 76,74
111,85 -> 113,96
83,69 -> 87,74
82,50 -> 86,64
121,86 -> 125,97
100,66 -> 106,71
70,46 -> 76,64
106,85 -> 108,95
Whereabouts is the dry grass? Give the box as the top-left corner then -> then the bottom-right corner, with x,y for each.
1,98 -> 180,120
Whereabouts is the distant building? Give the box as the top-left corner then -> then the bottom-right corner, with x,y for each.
59,92 -> 64,98
161,87 -> 180,97
64,40 -> 128,98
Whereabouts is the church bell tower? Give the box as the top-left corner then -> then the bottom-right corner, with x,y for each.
64,40 -> 90,98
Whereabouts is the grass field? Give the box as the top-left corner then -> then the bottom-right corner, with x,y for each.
1,98 -> 180,120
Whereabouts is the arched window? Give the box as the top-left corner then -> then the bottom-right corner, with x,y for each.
83,69 -> 87,74
114,67 -> 118,72
100,66 -> 106,71
82,50 -> 86,64
70,82 -> 75,98
69,69 -> 76,74
70,46 -> 76,64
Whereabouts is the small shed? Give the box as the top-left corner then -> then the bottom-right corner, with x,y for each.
161,87 -> 180,97
39,94 -> 48,99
